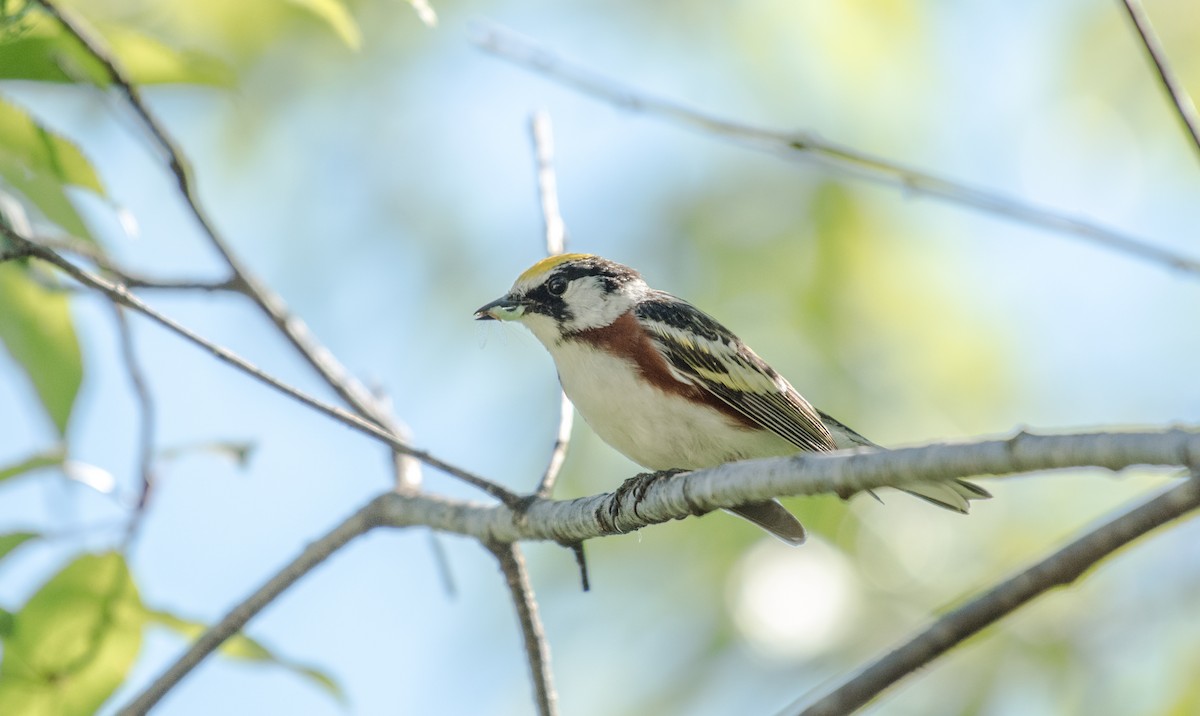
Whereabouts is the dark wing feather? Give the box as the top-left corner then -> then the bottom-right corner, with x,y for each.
635,295 -> 836,453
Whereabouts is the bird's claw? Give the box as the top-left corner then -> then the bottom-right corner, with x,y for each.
608,468 -> 687,522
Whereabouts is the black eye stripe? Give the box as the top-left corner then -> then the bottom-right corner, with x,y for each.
516,257 -> 642,322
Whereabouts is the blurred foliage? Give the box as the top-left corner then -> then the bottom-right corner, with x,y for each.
0,551 -> 343,713
144,609 -> 346,704
0,447 -> 65,483
0,552 -> 141,716
0,95 -> 102,239
0,0 -> 358,711
0,263 -> 82,435
0,11 -> 234,86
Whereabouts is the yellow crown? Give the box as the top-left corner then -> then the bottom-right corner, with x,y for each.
517,253 -> 595,284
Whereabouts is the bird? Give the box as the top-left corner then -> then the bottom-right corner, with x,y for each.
474,253 -> 989,544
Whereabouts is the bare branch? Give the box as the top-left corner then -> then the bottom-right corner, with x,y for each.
121,275 -> 243,293
796,474 -> 1200,716
1,227 -> 518,503
110,305 -> 156,530
474,24 -> 1200,277
530,111 -> 567,255
538,392 -> 574,498
1119,0 -> 1200,159
372,428 -> 1200,544
0,230 -> 241,293
488,543 -> 559,716
116,494 -> 390,715
528,112 -> 575,498
35,0 -> 419,488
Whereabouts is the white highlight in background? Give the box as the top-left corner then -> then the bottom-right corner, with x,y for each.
728,535 -> 862,659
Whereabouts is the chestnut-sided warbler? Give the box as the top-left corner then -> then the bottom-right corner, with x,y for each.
475,254 -> 988,544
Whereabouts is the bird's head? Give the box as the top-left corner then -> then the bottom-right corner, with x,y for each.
474,253 -> 649,344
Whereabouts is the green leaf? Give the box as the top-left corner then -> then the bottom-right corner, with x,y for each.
0,17 -> 233,87
0,96 -> 104,239
285,0 -> 362,50
0,264 -> 84,435
145,608 -> 347,705
0,97 -> 103,194
0,447 -> 65,483
0,532 -> 41,562
97,25 -> 235,87
0,161 -> 94,240
0,552 -> 142,716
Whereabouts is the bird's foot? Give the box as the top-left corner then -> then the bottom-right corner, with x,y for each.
609,468 -> 687,522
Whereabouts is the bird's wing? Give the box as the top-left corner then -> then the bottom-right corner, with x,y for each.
635,295 -> 836,453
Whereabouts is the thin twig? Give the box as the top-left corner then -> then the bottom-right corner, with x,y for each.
796,474 -> 1200,716
426,529 -> 458,598
1119,0 -> 1200,159
110,305 -> 156,536
36,0 -> 418,488
121,275 -> 243,292
530,111 -> 567,255
1,228 -> 517,504
528,112 -> 574,498
0,230 -> 241,293
569,542 -> 590,592
538,393 -> 574,498
474,24 -> 1200,277
117,494 -> 391,715
488,542 -> 558,716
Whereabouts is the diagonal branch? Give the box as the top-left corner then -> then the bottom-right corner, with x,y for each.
795,473 -> 1200,716
0,227 -> 518,503
1118,0 -> 1200,159
488,542 -> 559,716
473,24 -> 1200,277
35,0 -> 418,487
116,494 -> 391,715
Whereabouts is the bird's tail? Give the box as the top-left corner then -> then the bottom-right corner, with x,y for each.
819,409 -> 992,513
727,500 -> 807,545
899,479 -> 993,513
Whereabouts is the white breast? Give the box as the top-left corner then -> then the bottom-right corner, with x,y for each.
548,340 -> 797,470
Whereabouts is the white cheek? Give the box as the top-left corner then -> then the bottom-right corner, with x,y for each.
518,313 -> 563,348
560,278 -> 642,332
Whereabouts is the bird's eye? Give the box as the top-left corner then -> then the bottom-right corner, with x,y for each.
547,276 -> 568,296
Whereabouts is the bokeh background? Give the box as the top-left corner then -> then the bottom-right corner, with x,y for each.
2,0 -> 1200,714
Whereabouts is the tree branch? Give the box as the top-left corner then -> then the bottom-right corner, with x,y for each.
1118,0 -> 1200,159
110,304 -> 156,522
528,111 -> 574,498
796,473 -> 1200,716
36,0 -> 419,489
0,227 -> 518,504
488,543 -> 559,716
371,429 -> 1200,544
473,24 -> 1200,277
116,494 -> 390,715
